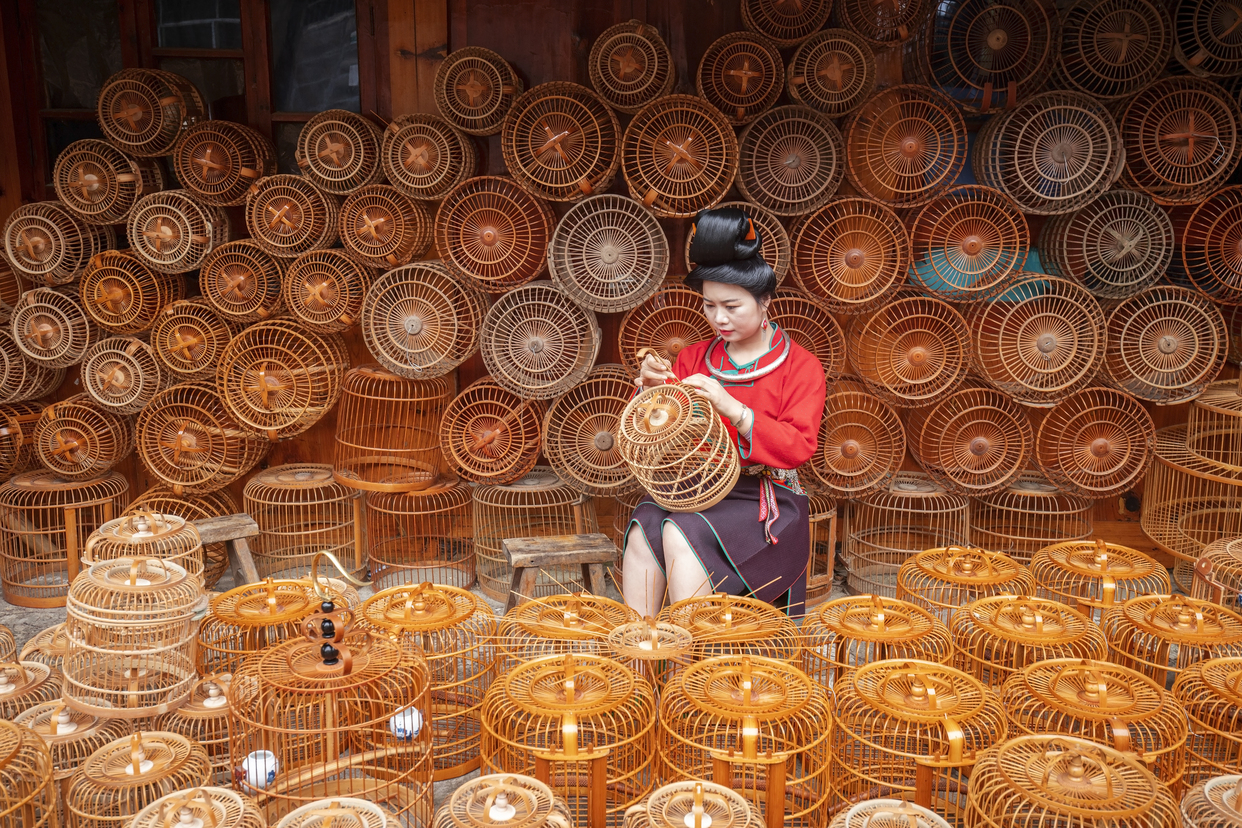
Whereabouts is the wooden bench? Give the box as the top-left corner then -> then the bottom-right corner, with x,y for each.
192,513 -> 262,588
502,533 -> 617,614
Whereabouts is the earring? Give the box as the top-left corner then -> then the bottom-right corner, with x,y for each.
761,318 -> 769,330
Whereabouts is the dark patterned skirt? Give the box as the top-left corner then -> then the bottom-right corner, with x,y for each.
624,475 -> 810,611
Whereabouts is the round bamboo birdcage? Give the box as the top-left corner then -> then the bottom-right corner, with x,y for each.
906,384 -> 1032,496
0,624 -> 12,662
547,194 -> 668,314
0,470 -> 129,608
836,0 -> 928,43
333,366 -> 450,493
32,395 -> 133,481
660,655 -> 831,827
1031,539 -> 1172,625
743,0 -> 833,45
1036,387 -> 1155,499
588,20 -> 676,115
80,251 -> 185,334
80,511 -> 204,586
480,281 -> 601,401
847,294 -> 971,408
127,190 -> 228,275
227,583 -> 434,826
496,592 -> 639,670
19,624 -> 69,671
737,105 -> 843,218
435,46 -> 523,136
1194,537 -> 1242,609
440,377 -> 544,486
3,201 -> 114,287
1104,595 -> 1242,688
294,110 -> 384,196
805,388 -> 902,499
1040,188 -> 1173,299
338,185 -> 432,270
844,473 -> 970,598
1188,380 -> 1242,469
621,95 -> 738,218
604,615 -> 693,691
896,545 -> 1035,623
907,186 -> 1029,302
432,773 -> 573,828
82,337 -> 167,415
831,659 -> 1008,824
126,484 -> 238,589
1173,657 -> 1242,784
542,363 -> 640,498
805,493 -> 839,606
790,197 -> 907,315
801,594 -> 955,687
361,583 -> 497,780
1182,774 -> 1242,828
829,800 -> 951,828
1055,0 -> 1171,101
1174,0 -> 1242,77
382,115 -> 478,205
501,81 -> 620,202
274,799 -> 395,828
966,274 -> 1106,407
1180,186 -> 1242,306
244,175 -> 340,259
173,120 -> 277,207
1000,658 -> 1188,791
949,595 -> 1108,690
907,0 -> 1058,114
244,464 -> 364,580
685,200 -> 791,285
367,478 -> 475,589
0,401 -> 47,480
657,593 -> 803,668
137,381 -> 268,496
0,331 -> 63,402
617,381 -> 741,513
55,139 -> 165,225
96,68 -> 204,156
0,661 -> 64,720
473,468 -> 599,602
696,32 -> 783,126
132,787 -> 265,828
199,240 -> 286,324
973,91 -> 1123,215
150,299 -> 239,383
843,85 -> 967,209
435,176 -> 555,294
617,285 -> 715,372
155,678 -> 234,785
787,29 -> 876,118
1119,77 -> 1242,206
63,557 -> 200,717
0,719 -> 57,828
217,320 -> 349,442
968,473 -> 1093,564
362,261 -> 488,380
281,249 -> 373,334
965,735 -> 1179,828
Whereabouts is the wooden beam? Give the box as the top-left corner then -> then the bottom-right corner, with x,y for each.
389,0 -> 448,115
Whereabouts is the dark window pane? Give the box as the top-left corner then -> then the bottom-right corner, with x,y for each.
44,118 -> 106,178
270,0 -> 360,113
35,0 -> 122,109
158,58 -> 246,122
156,0 -> 242,50
275,122 -> 305,174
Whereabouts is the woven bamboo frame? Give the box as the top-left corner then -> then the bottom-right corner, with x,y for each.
603,616 -> 693,692
282,249 -> 374,334
55,139 -> 165,225
907,186 -> 1029,302
836,0 -> 928,44
440,377 -> 545,485
173,119 -> 277,206
496,593 -> 639,671
0,330 -> 63,403
542,363 -> 641,497
382,113 -> 478,201
126,484 -> 238,589
1031,539 -> 1172,624
617,285 -> 715,372
81,251 -> 185,334
1102,594 -> 1242,688
802,595 -> 955,687
155,678 -> 235,785
0,720 -> 57,828
847,294 -> 971,408
199,239 -> 286,323
435,46 -> 524,136
696,32 -> 783,125
0,401 -> 47,480
96,68 -> 205,156
969,473 -> 1093,564
432,773 -> 573,828
244,175 -> 341,258
294,109 -> 385,195
81,511 -> 204,587
0,661 -> 64,720
3,201 -> 114,286
127,190 -> 228,275
244,464 -> 365,580
1175,1 -> 1242,77
896,545 -> 1035,623
274,799 -> 396,828
829,800 -> 951,828
1036,387 -> 1155,499
19,623 -> 70,671
1173,657 -> 1242,784
907,384 -> 1033,496
366,479 -> 475,590
339,184 -> 433,270
1179,185 -> 1242,306
82,337 -> 168,415
0,260 -> 22,324
808,386 -> 905,498
588,20 -> 676,114
1056,0 -> 1171,101
1188,379 -> 1242,468
744,0 -> 832,45
150,299 -> 239,383
787,28 -> 876,118
1194,537 -> 1242,609
435,175 -> 555,293
0,624 -> 12,662
657,593 -> 803,674
132,787 -> 266,828
737,105 -> 843,216
1181,773 -> 1242,828
791,198 -> 908,314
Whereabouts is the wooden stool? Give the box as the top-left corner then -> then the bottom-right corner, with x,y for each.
192,513 -> 261,587
502,533 -> 616,613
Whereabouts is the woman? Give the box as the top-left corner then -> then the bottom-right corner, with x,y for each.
622,206 -> 827,617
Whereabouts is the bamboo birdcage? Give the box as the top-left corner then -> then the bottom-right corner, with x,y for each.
30,396 -> 125,482
282,249 -> 374,334
150,299 -> 239,383
497,592 -> 639,672
966,735 -> 1179,828
896,546 -> 1035,623
4,202 -> 114,286
0,330 -> 63,402
907,186 -> 1029,302
1037,387 -> 1156,499
621,94 -> 738,218
1040,188 -> 1174,300
367,479 -> 475,590
126,484 -> 239,589
20,624 -> 70,671
274,799 -> 396,828
96,68 -> 204,156
617,285 -> 715,372
829,800 -> 951,828
973,91 -> 1123,215
844,473 -> 970,598
695,32 -> 783,126
0,259 -> 23,324
0,470 -> 129,608
806,493 -> 839,607
132,787 -> 265,828
1031,539 -> 1171,624
743,0 -> 832,45
589,20 -> 675,114
1195,537 -> 1242,609
1182,774 -> 1242,828
244,464 -> 365,580
0,661 -> 64,720
0,401 -> 47,479
1120,78 -> 1242,205
685,200 -> 791,285
604,616 -> 694,691
173,119 -> 277,207
547,194 -> 669,314
1001,658 -> 1189,791
432,774 -> 573,828
244,175 -> 341,258
906,384 -> 1033,497
472,468 -> 599,601
847,294 -> 971,408
435,46 -> 524,136
1180,186 -> 1242,306
966,274 -> 1106,407
480,281 -> 601,401
836,0 -> 926,43
12,287 -> 97,368
969,473 -> 1093,564
0,624 -> 12,662
801,594 -> 955,687
1173,657 -> 1242,784
1187,380 -> 1242,468
1102,595 -> 1242,688
1056,0 -> 1172,101
542,363 -> 641,498
1174,0 -> 1242,76
156,677 -> 234,785
787,29 -> 876,119
81,511 -> 205,586
440,377 -> 544,486
790,198 -> 908,315
55,139 -> 165,225
0,719 -> 57,828
338,185 -> 432,270
199,239 -> 286,323
382,113 -> 478,202
127,190 -> 228,275
361,261 -> 488,380
81,251 -> 185,334
82,336 -> 168,415
434,176 -> 555,294
294,109 -> 384,195
736,105 -> 843,216
843,86 -> 966,209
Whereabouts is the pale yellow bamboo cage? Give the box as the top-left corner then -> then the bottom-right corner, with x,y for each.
81,336 -> 169,416
156,675 -> 234,785
605,616 -> 694,692
496,592 -> 639,669
827,800 -> 950,828
381,112 -> 478,201
54,138 -> 166,225
1181,774 -> 1242,828
19,623 -> 69,671
1102,594 -> 1242,688
657,593 -> 802,666
1187,378 -> 1242,471
1030,539 -> 1172,624
0,623 -> 14,662
274,798 -> 399,828
1194,537 -> 1242,609
79,250 -> 186,336
0,660 -> 63,720
896,545 -> 1035,624
0,332 -> 64,403
80,511 -> 205,587
0,719 -> 57,828
625,780 -> 760,828
295,109 -> 386,195
32,394 -> 134,481
968,472 -> 1092,564
12,286 -> 100,368
131,787 -> 266,828
243,464 -> 365,580
150,298 -> 242,382
3,201 -> 114,287
125,484 -> 240,590
1173,657 -> 1242,785
198,239 -> 286,324
432,776 -> 573,828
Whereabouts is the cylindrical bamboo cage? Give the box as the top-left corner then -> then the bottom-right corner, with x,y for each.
198,239 -> 286,324
588,20 -> 676,114
434,46 -> 523,136
440,377 -> 545,486
55,139 -> 165,225
1179,185 -> 1242,306
736,104 -> 843,216
295,108 -> 386,192
808,386 -> 905,498
1102,595 -> 1242,688
1181,774 -> 1242,828
896,546 -> 1035,624
617,285 -> 716,372
3,201 -> 114,286
542,363 -> 641,498
847,294 -> 971,408
1031,539 -> 1172,624
96,67 -> 204,155
155,676 -> 233,786
968,473 -> 1093,564
0,331 -> 64,403
244,464 -> 365,580
1036,387 -> 1156,499
769,287 -> 847,380
19,623 -> 69,672
0,661 -> 64,720
657,593 -> 802,671
12,286 -> 99,368
126,191 -> 227,275
381,112 -> 478,201
173,119 -> 277,206
274,799 -> 396,828
131,787 -> 266,828
81,336 -> 168,415
696,32 -> 783,125
150,299 -> 241,382
81,511 -> 204,587
802,594 -> 954,687
281,249 -> 375,334
367,478 -> 475,590
0,719 -> 58,828
786,28 -> 876,117
244,174 -> 341,258
431,773 -> 574,828
805,493 -> 838,607
33,394 -> 134,481
1173,657 -> 1242,785
125,484 -> 239,590
1187,379 -> 1242,469
1194,537 -> 1242,609
434,175 -> 554,293
497,592 -> 639,669
1054,0 -> 1171,101
604,616 -> 694,692
339,184 -> 433,269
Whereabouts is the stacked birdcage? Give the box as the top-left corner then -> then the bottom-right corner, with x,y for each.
150,298 -> 241,382
19,623 -> 70,671
1193,537 -> 1242,609
131,788 -> 266,828
244,464 -> 364,579
896,545 -> 1035,623
497,592 -> 638,669
1181,775 -> 1242,828
1030,539 -> 1172,624
368,478 -> 474,590
805,493 -> 838,606
604,615 -> 694,691
431,774 -> 574,828
969,473 -> 1093,564
32,394 -> 134,481
0,719 -> 57,828
125,484 -> 238,589
81,336 -> 168,415
658,593 -> 802,670
80,511 -> 205,587
156,676 -> 233,785
0,622 -> 14,662
1102,595 -> 1242,688
0,661 -> 64,720
1174,657 -> 1242,785
807,383 -> 905,498
196,577 -> 325,677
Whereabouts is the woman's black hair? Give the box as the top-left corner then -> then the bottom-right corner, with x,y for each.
684,206 -> 777,301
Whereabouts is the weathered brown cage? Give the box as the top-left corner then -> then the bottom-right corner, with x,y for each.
791,197 -> 908,314
126,483 -> 238,589
547,194 -> 668,314
907,384 -> 1032,496
338,184 -> 432,270
431,773 -> 574,828
1174,1 -> 1242,77
0,260 -> 23,324
744,0 -> 832,45
155,677 -> 234,785
295,109 -> 385,195
786,28 -> 876,118
244,464 -> 365,579
0,470 -> 129,608
173,120 -> 277,207
0,331 -> 63,402
588,20 -> 676,114
831,659 -> 1008,825
281,249 -> 374,334
0,661 -> 64,720
382,113 -> 478,202
836,0 -> 927,44
1195,537 -> 1242,609
1102,595 -> 1242,688
19,623 -> 70,671
0,719 -> 58,828
496,592 -> 639,670
1031,539 -> 1172,624
1056,0 -> 1171,101
244,175 -> 341,258
80,251 -> 185,334
1187,380 -> 1242,468
847,294 -> 971,408
199,239 -> 286,323
4,202 -> 113,286
367,479 -> 475,589
1036,387 -> 1155,499
435,46 -> 524,136
844,85 -> 966,209
1181,773 -> 1242,828
96,68 -> 204,156
127,190 -> 228,275
687,200 -> 791,285
81,511 -> 204,587
434,176 -> 555,294
1173,656 -> 1242,784
907,186 -> 1029,302
1180,185 -> 1242,306
55,139 -> 165,225
969,473 -> 1093,564
621,94 -> 738,218
132,787 -> 266,828
695,32 -> 783,125
617,285 -> 715,372
0,401 -> 47,479
896,545 -> 1035,623
736,104 -> 843,216
542,363 -> 640,498
82,336 -> 168,415
150,299 -> 239,382
440,377 -> 544,485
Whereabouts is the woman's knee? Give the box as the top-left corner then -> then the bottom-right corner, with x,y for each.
661,522 -> 692,557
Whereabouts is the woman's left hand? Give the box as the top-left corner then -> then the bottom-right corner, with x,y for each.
682,373 -> 745,425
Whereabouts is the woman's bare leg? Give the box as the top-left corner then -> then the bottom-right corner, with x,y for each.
622,524 -> 665,618
663,522 -> 714,603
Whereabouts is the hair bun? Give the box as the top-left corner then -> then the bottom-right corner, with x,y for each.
688,207 -> 762,267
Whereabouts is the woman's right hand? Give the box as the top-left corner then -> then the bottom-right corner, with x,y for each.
635,351 -> 677,388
